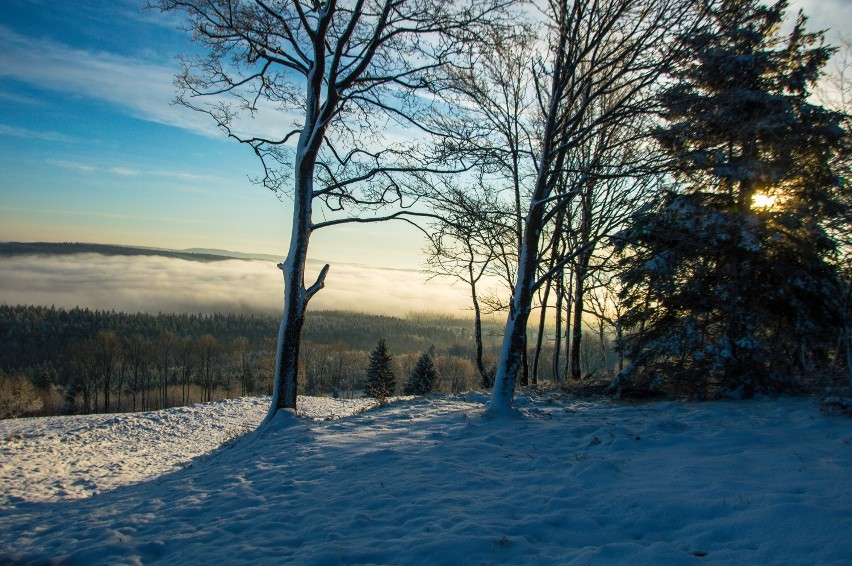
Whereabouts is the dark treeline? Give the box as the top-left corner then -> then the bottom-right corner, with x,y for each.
0,304 -> 516,418
0,242 -> 231,263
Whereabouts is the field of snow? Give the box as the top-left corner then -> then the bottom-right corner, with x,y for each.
0,392 -> 850,565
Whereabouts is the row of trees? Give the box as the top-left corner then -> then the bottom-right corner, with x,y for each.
154,0 -> 848,418
364,340 -> 441,399
425,0 -> 850,404
3,305 -> 619,418
60,330 -> 275,415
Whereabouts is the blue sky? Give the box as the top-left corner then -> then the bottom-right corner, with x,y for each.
0,0 -> 427,271
0,0 -> 849,270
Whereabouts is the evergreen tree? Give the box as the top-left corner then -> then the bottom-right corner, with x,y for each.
404,349 -> 440,395
365,338 -> 396,399
615,0 -> 848,397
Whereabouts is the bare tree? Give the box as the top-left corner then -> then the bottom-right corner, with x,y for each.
424,184 -> 510,387
484,0 -> 700,412
232,336 -> 252,395
563,110 -> 661,381
156,331 -> 176,409
123,333 -> 149,412
196,334 -> 220,403
68,339 -> 96,414
154,0 -> 512,421
0,373 -> 43,419
585,271 -> 625,373
93,331 -> 120,413
434,354 -> 475,393
175,335 -> 196,405
425,25 -> 535,384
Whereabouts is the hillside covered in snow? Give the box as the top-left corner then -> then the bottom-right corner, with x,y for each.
1,393 -> 850,564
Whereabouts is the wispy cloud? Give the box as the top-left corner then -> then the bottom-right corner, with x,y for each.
0,25 -> 305,142
47,159 -> 96,173
0,124 -> 75,143
46,159 -> 220,183
108,167 -> 140,177
0,88 -> 44,106
0,25 -> 218,137
150,170 -> 221,182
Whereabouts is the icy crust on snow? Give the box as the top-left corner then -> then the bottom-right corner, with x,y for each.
0,396 -> 385,503
1,394 -> 850,565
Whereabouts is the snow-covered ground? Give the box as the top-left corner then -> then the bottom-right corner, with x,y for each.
0,392 -> 849,565
0,396 -> 381,503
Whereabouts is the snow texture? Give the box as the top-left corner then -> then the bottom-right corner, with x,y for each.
1,393 -> 850,565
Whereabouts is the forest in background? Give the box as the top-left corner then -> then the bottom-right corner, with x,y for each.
0,303 -> 616,418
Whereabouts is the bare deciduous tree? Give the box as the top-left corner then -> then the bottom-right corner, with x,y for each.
483,0 -> 700,412
154,0 -> 513,421
424,184 -> 510,387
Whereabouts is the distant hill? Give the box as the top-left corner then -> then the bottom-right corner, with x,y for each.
0,242 -> 263,263
182,247 -> 281,261
0,242 -> 422,272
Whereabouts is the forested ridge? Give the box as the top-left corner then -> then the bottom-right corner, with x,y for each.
0,242 -> 236,263
0,304 -> 508,418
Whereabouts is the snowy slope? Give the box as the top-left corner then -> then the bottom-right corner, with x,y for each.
0,393 -> 849,565
0,396 -> 381,503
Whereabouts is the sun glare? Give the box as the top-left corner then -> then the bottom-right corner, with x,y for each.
752,192 -> 778,210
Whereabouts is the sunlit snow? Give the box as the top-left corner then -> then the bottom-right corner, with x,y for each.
1,393 -> 849,564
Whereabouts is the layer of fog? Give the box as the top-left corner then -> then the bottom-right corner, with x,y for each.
0,254 -> 470,316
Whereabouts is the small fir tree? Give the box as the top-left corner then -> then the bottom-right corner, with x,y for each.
365,338 -> 396,400
404,349 -> 441,395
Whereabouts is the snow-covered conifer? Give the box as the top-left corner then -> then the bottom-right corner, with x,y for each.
403,350 -> 441,395
365,339 -> 396,400
615,0 -> 848,397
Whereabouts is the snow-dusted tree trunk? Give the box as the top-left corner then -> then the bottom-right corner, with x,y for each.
489,37 -> 565,411
157,0 -> 511,422
267,144 -> 329,417
489,213 -> 545,411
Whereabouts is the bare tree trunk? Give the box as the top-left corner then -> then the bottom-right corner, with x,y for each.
552,269 -> 564,383
531,281 -> 552,385
469,264 -> 491,388
490,298 -> 534,411
488,0 -> 570,412
570,258 -> 588,380
561,266 -> 574,383
266,151 -> 329,420
519,333 -> 530,387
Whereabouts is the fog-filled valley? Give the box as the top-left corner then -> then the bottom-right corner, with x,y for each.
0,244 -> 623,420
0,243 -> 469,316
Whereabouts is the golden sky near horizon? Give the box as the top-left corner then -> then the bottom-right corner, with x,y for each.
0,253 -> 477,317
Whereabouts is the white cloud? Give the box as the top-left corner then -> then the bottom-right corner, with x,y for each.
0,25 -> 218,137
0,24 -> 418,154
46,159 -> 96,173
46,158 -> 221,184
0,124 -> 75,142
107,167 -> 140,176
